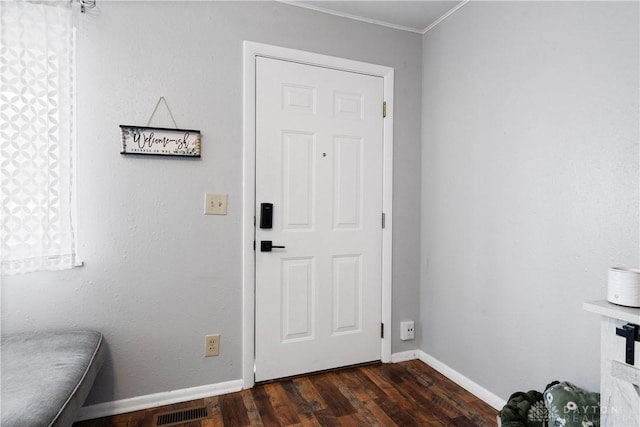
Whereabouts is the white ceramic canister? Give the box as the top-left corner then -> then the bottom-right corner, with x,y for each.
608,267 -> 640,308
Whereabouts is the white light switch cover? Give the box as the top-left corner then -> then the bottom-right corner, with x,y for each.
204,193 -> 228,215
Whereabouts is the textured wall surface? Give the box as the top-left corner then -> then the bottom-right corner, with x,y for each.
1,1 -> 422,404
6,0 -> 633,410
421,1 -> 639,399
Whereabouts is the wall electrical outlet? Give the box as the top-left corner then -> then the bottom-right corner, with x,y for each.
204,193 -> 228,215
400,320 -> 415,341
205,334 -> 220,357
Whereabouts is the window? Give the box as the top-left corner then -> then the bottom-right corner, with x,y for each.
1,0 -> 80,275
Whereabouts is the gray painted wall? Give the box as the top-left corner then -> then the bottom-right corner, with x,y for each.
421,1 -> 639,400
5,0 -> 634,410
0,1 -> 422,404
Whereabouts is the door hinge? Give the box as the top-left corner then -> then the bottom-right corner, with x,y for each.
381,323 -> 384,338
382,212 -> 386,229
383,101 -> 387,118
253,241 -> 256,251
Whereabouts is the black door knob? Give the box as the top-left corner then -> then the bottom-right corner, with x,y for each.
260,241 -> 285,252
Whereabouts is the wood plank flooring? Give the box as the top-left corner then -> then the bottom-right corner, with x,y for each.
74,360 -> 497,427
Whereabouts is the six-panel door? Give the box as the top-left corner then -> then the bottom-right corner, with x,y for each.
255,56 -> 384,382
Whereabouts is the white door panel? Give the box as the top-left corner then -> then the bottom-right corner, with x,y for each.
255,57 -> 383,382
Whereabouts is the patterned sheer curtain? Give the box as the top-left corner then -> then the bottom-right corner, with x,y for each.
0,0 -> 79,275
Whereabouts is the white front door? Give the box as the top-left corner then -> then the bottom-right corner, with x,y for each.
254,56 -> 384,382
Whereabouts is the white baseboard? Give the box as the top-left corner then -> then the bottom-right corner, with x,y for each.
391,349 -> 420,363
418,351 -> 506,410
77,353 -> 505,421
76,379 -> 243,421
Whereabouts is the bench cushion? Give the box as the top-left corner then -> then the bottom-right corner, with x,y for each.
1,330 -> 105,427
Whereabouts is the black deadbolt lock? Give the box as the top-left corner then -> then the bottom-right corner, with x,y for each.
260,203 -> 273,229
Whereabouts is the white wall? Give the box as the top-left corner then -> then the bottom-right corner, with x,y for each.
0,1 -> 422,404
421,0 -> 639,399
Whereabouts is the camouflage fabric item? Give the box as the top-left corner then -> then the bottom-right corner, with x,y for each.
499,390 -> 547,427
543,381 -> 600,427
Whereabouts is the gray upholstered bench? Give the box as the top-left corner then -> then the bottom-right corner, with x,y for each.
1,330 -> 105,427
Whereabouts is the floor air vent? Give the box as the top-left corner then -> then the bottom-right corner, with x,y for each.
154,406 -> 209,426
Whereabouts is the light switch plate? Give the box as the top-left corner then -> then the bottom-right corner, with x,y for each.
204,193 -> 228,215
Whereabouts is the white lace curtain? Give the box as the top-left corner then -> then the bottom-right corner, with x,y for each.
0,0 -> 79,275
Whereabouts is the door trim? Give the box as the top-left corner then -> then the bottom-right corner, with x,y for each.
242,41 -> 394,389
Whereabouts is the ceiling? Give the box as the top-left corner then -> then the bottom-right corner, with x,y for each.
282,1 -> 467,33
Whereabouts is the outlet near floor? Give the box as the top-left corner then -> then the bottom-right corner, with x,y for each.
205,334 -> 220,357
400,320 -> 415,341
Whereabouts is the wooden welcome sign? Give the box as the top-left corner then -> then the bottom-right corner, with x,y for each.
120,125 -> 201,157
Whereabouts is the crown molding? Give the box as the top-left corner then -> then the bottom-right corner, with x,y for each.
276,0 -> 471,35
276,0 -> 424,34
423,0 -> 471,34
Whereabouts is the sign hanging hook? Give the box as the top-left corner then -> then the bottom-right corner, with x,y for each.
146,96 -> 179,129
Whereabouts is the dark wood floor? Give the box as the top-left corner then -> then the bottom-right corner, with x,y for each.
74,360 -> 497,427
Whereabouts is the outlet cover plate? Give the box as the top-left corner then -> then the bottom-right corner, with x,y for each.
400,320 -> 415,341
205,334 -> 220,356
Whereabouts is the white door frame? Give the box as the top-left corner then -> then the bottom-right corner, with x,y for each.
242,41 -> 393,389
